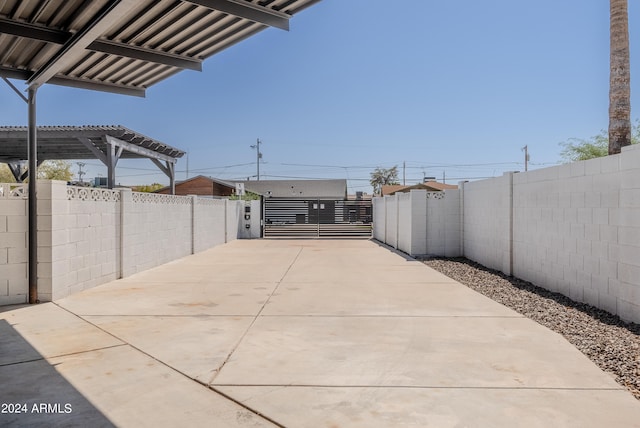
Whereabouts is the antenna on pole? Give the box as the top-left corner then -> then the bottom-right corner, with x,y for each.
250,138 -> 263,181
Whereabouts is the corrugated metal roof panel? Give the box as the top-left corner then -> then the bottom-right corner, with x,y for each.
0,125 -> 185,161
0,0 -> 322,96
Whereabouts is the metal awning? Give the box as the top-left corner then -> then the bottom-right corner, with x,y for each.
0,0 -> 322,305
0,0 -> 321,96
0,125 -> 185,189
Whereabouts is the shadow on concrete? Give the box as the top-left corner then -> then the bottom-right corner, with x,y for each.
0,319 -> 115,427
369,239 -> 422,262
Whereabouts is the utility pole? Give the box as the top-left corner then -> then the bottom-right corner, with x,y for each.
77,162 -> 86,183
403,161 -> 406,185
250,138 -> 263,180
522,145 -> 529,171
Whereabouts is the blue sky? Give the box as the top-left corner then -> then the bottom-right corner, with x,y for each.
1,0 -> 638,193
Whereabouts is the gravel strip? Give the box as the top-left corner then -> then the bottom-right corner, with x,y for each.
421,257 -> 640,401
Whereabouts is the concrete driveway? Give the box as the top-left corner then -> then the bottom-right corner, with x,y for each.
2,239 -> 640,427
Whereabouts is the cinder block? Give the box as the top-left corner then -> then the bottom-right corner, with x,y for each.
1,200 -> 27,215
77,267 -> 91,283
7,274 -> 27,295
89,212 -> 102,227
584,157 -> 602,176
570,224 -> 585,239
620,188 -> 640,208
600,154 -> 621,174
7,247 -> 27,264
599,293 -> 618,314
600,260 -> 618,279
618,262 -> 640,284
591,241 -> 608,259
569,283 -> 584,302
51,229 -> 68,246
599,224 -> 618,242
37,196 -> 52,215
76,214 -> 90,228
620,170 -> 640,189
68,227 -> 83,243
0,232 -> 26,249
616,207 -> 640,228
583,256 -> 600,275
583,287 -> 599,307
37,292 -> 52,302
590,274 -> 609,293
618,281 -> 640,302
592,208 -> 609,225
584,224 -> 600,241
558,164 -> 572,179
570,161 -> 586,177
617,299 -> 640,324
620,144 -> 640,171
0,248 -> 6,264
592,173 -> 621,193
0,279 -> 6,296
563,266 -> 577,283
570,192 -> 585,208
0,295 -> 27,305
618,226 -> 640,247
0,216 -> 6,233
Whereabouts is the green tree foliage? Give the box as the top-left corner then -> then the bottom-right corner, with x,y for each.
230,190 -> 261,201
37,160 -> 74,181
0,160 -> 73,183
560,120 -> 639,162
370,166 -> 400,195
0,164 -> 16,183
134,183 -> 164,193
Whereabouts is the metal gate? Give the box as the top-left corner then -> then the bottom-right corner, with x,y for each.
263,198 -> 372,238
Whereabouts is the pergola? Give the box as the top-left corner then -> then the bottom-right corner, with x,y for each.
0,125 -> 186,192
0,0 -> 322,303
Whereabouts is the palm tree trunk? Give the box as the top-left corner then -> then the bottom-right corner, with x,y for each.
609,0 -> 631,155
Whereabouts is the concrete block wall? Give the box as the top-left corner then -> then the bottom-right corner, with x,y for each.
0,181 -> 244,305
226,199 -> 242,243
617,145 -> 640,321
512,145 -> 640,322
372,197 -> 386,241
427,189 -> 461,257
0,184 -> 28,305
193,198 -> 227,252
39,182 -> 121,300
384,195 -> 399,249
462,173 -> 513,275
373,146 -> 640,323
374,190 -> 461,257
396,192 -> 413,253
121,191 -> 193,277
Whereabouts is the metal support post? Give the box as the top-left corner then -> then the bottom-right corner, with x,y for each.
28,86 -> 38,304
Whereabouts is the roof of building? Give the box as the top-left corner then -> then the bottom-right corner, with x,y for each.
240,179 -> 347,199
381,181 -> 458,196
154,174 -> 235,193
0,0 -> 321,96
0,125 -> 184,161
